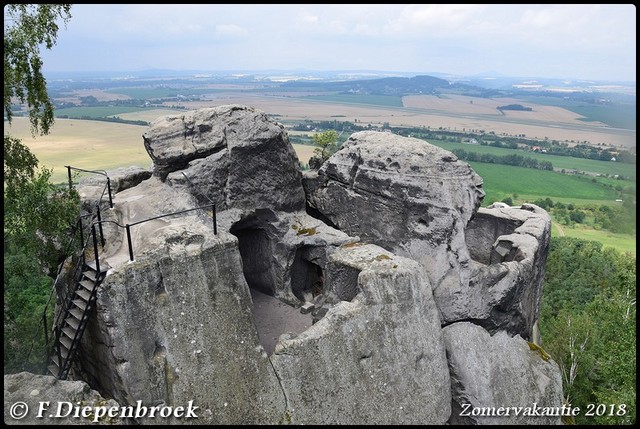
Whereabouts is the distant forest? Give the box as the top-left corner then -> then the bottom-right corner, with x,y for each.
497,104 -> 533,111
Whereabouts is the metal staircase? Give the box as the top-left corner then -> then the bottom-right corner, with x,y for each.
34,166 -> 114,380
25,166 -> 217,379
47,258 -> 108,379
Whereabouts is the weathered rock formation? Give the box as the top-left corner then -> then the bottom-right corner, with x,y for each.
143,105 -> 305,213
304,130 -> 485,294
270,244 -> 450,424
35,105 -> 561,424
303,131 -> 550,340
443,322 -> 564,425
4,372 -> 123,425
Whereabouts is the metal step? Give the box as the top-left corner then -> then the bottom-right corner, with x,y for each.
50,354 -> 61,368
68,308 -> 84,321
65,316 -> 80,331
82,270 -> 98,283
62,326 -> 78,340
48,363 -> 60,377
85,260 -> 110,274
59,335 -> 72,350
72,299 -> 90,312
78,280 -> 96,293
56,344 -> 71,360
75,287 -> 92,302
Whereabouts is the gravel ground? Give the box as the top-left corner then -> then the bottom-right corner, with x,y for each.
249,288 -> 313,355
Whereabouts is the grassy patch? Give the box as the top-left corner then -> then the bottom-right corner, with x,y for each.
560,226 -> 636,255
427,139 -> 636,178
515,95 -> 636,130
470,162 -> 619,203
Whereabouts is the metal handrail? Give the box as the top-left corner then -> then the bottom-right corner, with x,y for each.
65,165 -> 113,208
26,166 -> 219,375
94,204 -> 217,262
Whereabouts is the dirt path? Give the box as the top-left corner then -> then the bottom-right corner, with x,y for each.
553,221 -> 566,237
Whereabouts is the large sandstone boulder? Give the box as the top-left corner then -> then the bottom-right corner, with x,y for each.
457,203 -> 551,336
49,108 -> 560,425
83,225 -> 288,424
143,105 -> 305,212
304,130 -> 485,291
80,222 -> 450,424
443,322 -> 564,425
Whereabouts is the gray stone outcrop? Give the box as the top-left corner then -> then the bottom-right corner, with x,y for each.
458,204 -> 551,336
143,104 -> 305,212
75,166 -> 152,212
443,322 -> 564,425
303,131 -> 550,339
271,244 -> 451,424
4,372 -> 123,425
83,224 -> 287,425
304,130 -> 485,293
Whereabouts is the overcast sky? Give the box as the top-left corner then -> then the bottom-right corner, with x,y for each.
39,4 -> 636,82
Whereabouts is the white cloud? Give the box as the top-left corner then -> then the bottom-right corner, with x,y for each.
300,14 -> 319,24
215,24 -> 249,39
384,4 -> 484,36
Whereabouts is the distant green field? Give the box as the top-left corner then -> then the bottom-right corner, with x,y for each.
303,94 -> 404,108
105,87 -> 230,99
468,162 -> 619,204
427,139 -> 636,178
54,106 -> 151,118
515,95 -> 636,130
560,226 -> 636,255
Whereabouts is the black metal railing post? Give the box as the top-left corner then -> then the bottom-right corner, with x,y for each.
96,206 -> 105,248
78,217 -> 84,248
213,204 -> 217,235
126,224 -> 134,262
67,166 -> 73,191
55,326 -> 62,378
106,177 -> 113,208
42,313 -> 49,347
91,224 -> 101,275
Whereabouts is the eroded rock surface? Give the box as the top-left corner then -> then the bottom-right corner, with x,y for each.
271,244 -> 451,424
304,131 -> 550,339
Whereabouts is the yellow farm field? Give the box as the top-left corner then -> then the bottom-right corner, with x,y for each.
55,88 -> 132,104
6,117 -> 315,184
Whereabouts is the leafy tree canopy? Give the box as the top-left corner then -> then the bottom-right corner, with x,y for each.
309,129 -> 339,169
4,4 -> 72,136
539,237 -> 636,425
4,5 -> 77,374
